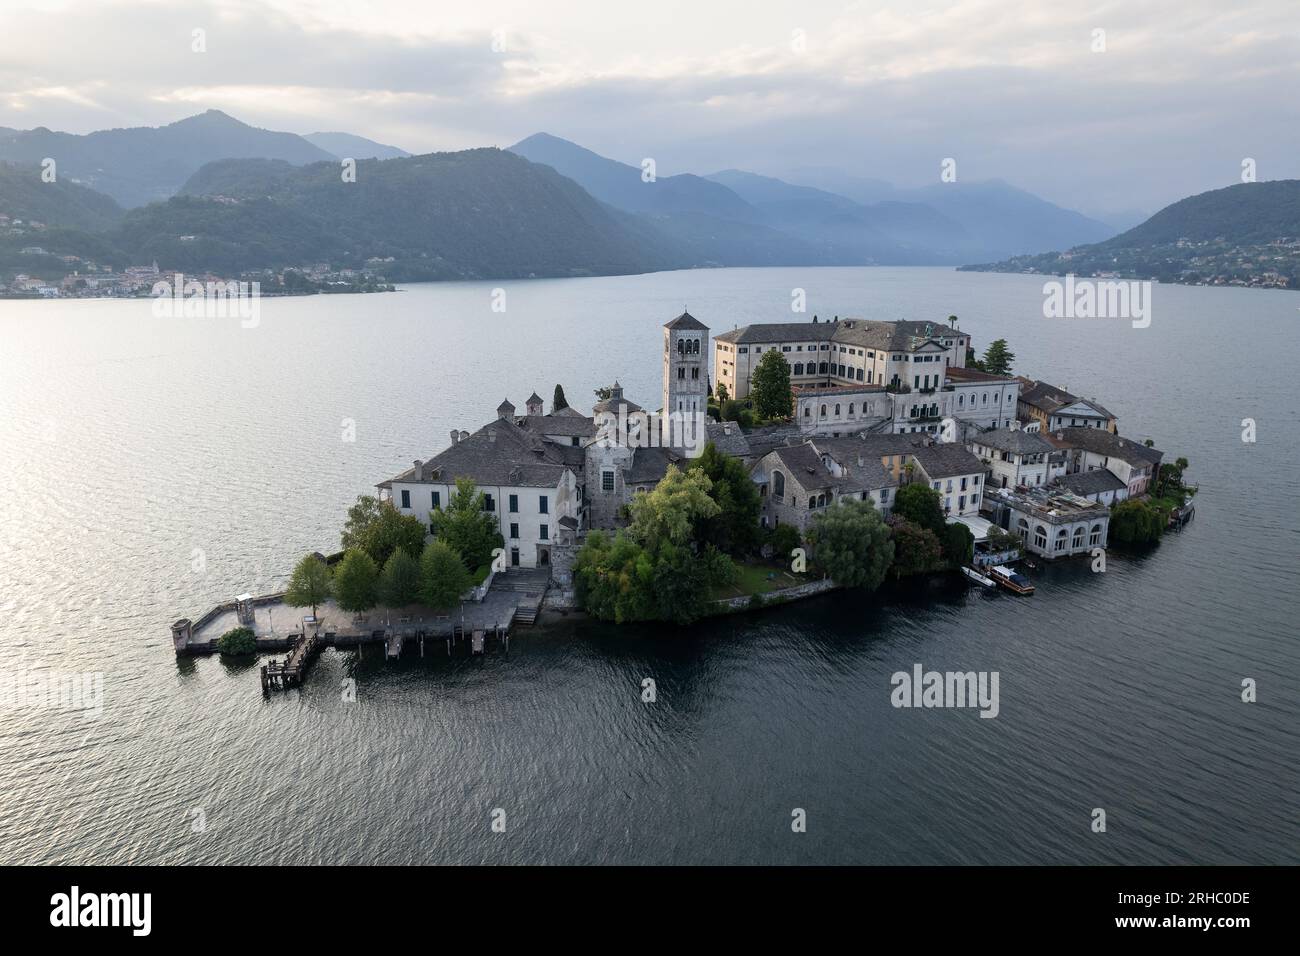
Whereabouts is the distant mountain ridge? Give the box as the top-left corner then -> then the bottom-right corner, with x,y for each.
959,180 -> 1300,289
304,132 -> 411,161
511,133 -> 1114,264
0,110 -> 335,207
0,161 -> 124,231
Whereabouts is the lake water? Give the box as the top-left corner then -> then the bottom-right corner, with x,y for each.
0,267 -> 1296,864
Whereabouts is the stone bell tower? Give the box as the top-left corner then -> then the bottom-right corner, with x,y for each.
662,310 -> 709,418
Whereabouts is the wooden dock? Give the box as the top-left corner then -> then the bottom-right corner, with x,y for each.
260,630 -> 323,691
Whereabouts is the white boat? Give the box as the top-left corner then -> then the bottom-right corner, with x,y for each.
961,566 -> 996,587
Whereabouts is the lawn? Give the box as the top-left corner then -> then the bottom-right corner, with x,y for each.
711,561 -> 808,601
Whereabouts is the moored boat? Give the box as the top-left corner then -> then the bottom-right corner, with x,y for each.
988,564 -> 1035,595
962,566 -> 996,588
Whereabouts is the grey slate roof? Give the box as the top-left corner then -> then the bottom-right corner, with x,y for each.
768,443 -> 835,487
910,442 -> 985,479
627,447 -> 685,484
706,420 -> 752,458
381,418 -> 573,489
714,321 -> 837,345
519,413 -> 598,438
1018,378 -> 1115,421
665,310 -> 709,331
1056,469 -> 1126,496
713,317 -> 957,354
974,428 -> 1056,456
1056,427 -> 1162,466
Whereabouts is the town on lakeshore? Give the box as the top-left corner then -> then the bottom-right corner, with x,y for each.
171,309 -> 1195,683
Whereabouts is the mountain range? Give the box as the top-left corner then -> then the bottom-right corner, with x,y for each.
959,180 -> 1300,288
3,110 -> 1283,289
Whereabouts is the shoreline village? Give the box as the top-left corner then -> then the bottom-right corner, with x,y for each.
172,311 -> 1194,685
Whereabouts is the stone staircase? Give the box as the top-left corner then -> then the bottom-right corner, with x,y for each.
491,568 -> 550,626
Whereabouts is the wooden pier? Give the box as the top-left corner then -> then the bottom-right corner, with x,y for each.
260,630 -> 323,691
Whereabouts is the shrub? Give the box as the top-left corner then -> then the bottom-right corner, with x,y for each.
217,626 -> 257,656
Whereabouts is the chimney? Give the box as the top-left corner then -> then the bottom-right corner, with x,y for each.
413,460 -> 423,479
459,431 -> 469,443
450,430 -> 459,445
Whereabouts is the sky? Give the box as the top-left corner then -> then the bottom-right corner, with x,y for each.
2,0 -> 1298,221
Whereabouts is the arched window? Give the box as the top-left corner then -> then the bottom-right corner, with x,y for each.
773,471 -> 786,499
677,339 -> 684,354
834,404 -> 841,416
1017,517 -> 1030,542
820,404 -> 827,417
1055,528 -> 1068,551
848,403 -> 855,415
1089,523 -> 1103,546
819,362 -> 828,374
794,362 -> 804,375
803,406 -> 810,417
808,497 -> 815,509
818,493 -> 827,507
1034,525 -> 1048,549
1072,526 -> 1086,549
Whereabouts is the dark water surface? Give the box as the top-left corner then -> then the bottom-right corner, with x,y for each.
0,267 -> 1296,864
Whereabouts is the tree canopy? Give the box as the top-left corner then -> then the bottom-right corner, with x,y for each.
1109,498 -> 1164,545
892,483 -> 947,535
553,384 -> 568,411
430,477 -> 504,571
377,546 -> 421,607
688,442 -> 761,554
341,494 -> 426,566
333,548 -> 379,613
887,517 -> 944,577
750,349 -> 793,420
285,553 -> 332,616
976,338 -> 1016,376
806,499 -> 894,589
418,539 -> 472,609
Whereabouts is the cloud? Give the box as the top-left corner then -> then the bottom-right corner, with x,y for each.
0,0 -> 1297,214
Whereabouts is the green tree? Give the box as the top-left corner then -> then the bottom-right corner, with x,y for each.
887,517 -> 944,577
939,522 -> 975,568
430,477 -> 505,571
285,553 -> 332,617
217,626 -> 257,656
553,384 -> 568,411
1110,498 -> 1164,545
688,441 -> 761,554
418,539 -> 472,609
627,465 -> 720,549
573,530 -> 657,624
333,548 -> 379,613
892,482 -> 946,534
750,349 -> 793,420
806,499 -> 894,589
377,546 -> 421,607
768,522 -> 801,563
716,382 -> 729,405
978,339 -> 1016,376
341,494 -> 426,566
